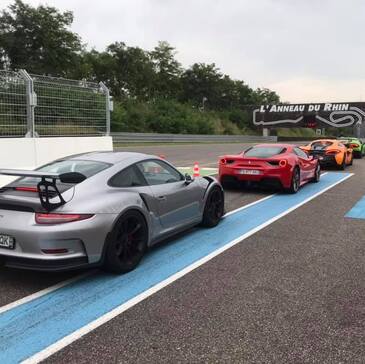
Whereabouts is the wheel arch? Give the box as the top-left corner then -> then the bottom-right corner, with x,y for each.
100,207 -> 150,266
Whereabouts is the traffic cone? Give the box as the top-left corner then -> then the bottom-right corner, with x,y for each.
193,162 -> 200,177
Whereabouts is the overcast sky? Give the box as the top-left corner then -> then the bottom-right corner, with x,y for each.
1,0 -> 365,103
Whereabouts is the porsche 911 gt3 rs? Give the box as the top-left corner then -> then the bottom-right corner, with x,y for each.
0,152 -> 224,273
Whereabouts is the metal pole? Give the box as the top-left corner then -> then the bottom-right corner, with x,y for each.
19,69 -> 37,137
99,82 -> 112,136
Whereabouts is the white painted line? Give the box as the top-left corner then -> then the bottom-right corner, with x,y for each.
224,194 -> 276,217
22,172 -> 353,364
0,270 -> 96,315
224,172 -> 328,217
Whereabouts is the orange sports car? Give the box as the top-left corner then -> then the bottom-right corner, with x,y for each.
301,139 -> 353,169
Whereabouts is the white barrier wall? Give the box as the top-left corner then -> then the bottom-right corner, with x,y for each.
0,137 -> 113,186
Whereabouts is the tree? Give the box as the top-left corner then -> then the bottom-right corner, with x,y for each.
180,63 -> 224,109
0,0 -> 82,76
253,88 -> 280,104
150,41 -> 182,99
105,42 -> 155,100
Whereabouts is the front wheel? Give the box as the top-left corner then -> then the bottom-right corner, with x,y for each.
339,155 -> 346,170
287,167 -> 300,194
104,211 -> 148,274
201,186 -> 224,227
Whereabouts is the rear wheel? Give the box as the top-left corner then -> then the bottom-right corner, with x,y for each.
339,155 -> 346,170
104,211 -> 148,274
287,167 -> 300,194
311,163 -> 321,183
349,153 -> 353,166
201,186 -> 224,227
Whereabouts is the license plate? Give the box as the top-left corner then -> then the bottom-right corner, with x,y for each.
236,169 -> 262,175
0,234 -> 15,250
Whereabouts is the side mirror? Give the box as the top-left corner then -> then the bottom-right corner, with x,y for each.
184,173 -> 193,185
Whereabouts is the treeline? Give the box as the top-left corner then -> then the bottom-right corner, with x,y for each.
0,0 -> 280,134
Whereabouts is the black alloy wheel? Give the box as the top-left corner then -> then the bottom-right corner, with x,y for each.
288,167 -> 300,194
202,186 -> 224,227
104,211 -> 148,274
312,163 -> 321,183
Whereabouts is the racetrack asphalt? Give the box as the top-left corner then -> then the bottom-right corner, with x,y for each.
0,143 -> 364,363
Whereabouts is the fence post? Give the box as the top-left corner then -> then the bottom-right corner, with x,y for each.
19,69 -> 37,138
99,82 -> 112,136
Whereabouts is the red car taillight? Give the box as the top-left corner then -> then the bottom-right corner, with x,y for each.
15,187 -> 38,192
220,158 -> 227,165
35,213 -> 94,224
279,159 -> 287,167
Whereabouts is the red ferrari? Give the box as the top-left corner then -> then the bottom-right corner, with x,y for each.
218,144 -> 320,193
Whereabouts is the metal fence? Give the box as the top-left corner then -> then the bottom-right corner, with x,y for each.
0,70 -> 112,137
0,70 -> 28,136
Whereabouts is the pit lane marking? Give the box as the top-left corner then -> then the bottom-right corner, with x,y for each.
0,172 -> 352,364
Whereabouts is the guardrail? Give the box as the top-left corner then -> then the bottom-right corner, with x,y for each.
111,132 -> 277,144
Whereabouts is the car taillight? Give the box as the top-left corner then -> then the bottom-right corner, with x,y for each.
35,213 -> 94,224
220,158 -> 227,164
15,187 -> 38,192
326,150 -> 340,155
279,160 -> 287,167
41,248 -> 69,254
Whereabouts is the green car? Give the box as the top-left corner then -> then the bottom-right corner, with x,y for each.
340,137 -> 365,158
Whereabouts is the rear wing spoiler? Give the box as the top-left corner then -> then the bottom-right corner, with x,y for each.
0,169 -> 86,211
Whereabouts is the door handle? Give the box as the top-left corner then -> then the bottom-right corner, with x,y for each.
157,196 -> 166,201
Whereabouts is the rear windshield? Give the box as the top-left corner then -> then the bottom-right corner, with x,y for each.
310,141 -> 333,150
244,146 -> 286,158
13,160 -> 110,186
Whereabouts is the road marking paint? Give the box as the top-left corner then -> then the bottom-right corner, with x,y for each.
0,172 -> 352,364
22,172 -> 352,364
345,194 -> 365,219
0,270 -> 96,315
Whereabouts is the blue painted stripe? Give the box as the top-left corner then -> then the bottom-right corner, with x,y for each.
0,172 -> 351,363
346,195 -> 365,219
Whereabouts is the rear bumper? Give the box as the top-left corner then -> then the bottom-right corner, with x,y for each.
0,209 -> 117,270
0,255 -> 89,272
316,155 -> 338,167
219,165 -> 292,188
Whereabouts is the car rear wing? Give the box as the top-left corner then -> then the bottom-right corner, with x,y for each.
0,169 -> 86,211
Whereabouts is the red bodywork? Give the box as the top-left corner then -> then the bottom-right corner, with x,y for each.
218,144 -> 319,189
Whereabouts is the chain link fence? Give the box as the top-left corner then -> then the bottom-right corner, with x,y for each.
0,70 -> 111,137
0,70 -> 28,136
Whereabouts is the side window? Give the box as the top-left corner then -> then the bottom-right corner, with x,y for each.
137,160 -> 183,186
109,165 -> 147,187
294,147 -> 309,159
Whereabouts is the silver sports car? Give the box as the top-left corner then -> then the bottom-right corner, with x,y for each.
0,152 -> 224,273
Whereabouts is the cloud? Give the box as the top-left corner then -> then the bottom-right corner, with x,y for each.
1,0 -> 364,102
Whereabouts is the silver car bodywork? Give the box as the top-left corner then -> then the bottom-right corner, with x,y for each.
0,152 -> 222,271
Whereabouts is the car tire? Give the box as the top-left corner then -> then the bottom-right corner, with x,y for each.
104,210 -> 148,274
311,163 -> 321,183
287,167 -> 300,194
339,156 -> 346,170
201,186 -> 224,228
349,154 -> 353,166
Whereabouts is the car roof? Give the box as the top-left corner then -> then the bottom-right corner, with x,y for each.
253,143 -> 293,149
64,151 -> 153,165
